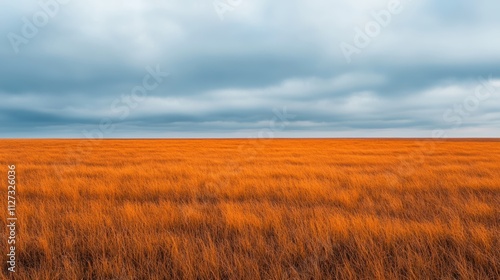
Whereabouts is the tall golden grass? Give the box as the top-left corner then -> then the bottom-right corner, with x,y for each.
0,139 -> 499,279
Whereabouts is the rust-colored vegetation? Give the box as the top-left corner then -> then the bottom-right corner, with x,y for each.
0,139 -> 499,279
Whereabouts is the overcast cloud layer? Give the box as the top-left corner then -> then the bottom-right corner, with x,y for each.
1,0 -> 500,138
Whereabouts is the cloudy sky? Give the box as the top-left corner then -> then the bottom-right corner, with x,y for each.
1,0 -> 500,138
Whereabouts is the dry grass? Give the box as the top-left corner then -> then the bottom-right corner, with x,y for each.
0,139 -> 499,279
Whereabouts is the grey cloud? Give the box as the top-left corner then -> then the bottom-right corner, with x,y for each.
1,0 -> 500,137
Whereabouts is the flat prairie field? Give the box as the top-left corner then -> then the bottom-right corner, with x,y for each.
0,139 -> 499,279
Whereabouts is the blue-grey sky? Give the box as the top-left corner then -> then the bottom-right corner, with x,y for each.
1,0 -> 500,138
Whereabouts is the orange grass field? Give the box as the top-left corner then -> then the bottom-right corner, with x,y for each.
0,139 -> 499,279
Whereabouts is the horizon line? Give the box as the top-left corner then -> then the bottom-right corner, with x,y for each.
1,137 -> 500,141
